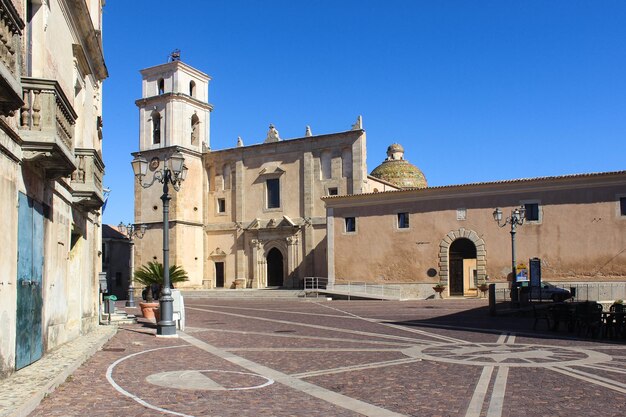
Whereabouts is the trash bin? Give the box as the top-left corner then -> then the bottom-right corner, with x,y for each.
104,294 -> 118,314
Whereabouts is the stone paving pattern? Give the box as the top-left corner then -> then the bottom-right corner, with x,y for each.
3,298 -> 625,416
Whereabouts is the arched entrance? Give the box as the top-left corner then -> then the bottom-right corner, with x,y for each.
267,248 -> 284,287
449,238 -> 477,296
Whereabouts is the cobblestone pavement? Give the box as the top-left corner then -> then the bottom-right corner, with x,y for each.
19,299 -> 626,416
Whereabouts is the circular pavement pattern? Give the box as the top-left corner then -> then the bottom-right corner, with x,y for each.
402,342 -> 612,367
146,369 -> 274,391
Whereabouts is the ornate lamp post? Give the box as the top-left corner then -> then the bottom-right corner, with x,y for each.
493,206 -> 526,302
131,149 -> 188,336
117,222 -> 147,307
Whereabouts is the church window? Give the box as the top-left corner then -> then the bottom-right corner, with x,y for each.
524,202 -> 541,222
158,78 -> 165,95
397,212 -> 409,229
217,198 -> 226,213
342,148 -> 352,178
191,114 -> 200,145
151,111 -> 161,144
222,164 -> 231,190
321,151 -> 331,179
190,81 -> 196,97
328,187 -> 338,196
266,178 -> 280,209
345,217 -> 356,233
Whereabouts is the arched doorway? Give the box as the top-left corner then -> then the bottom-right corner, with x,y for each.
267,248 -> 284,287
449,238 -> 477,296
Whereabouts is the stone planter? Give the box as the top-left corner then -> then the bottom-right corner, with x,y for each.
139,301 -> 159,320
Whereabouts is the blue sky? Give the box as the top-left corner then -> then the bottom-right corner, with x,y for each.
101,1 -> 626,225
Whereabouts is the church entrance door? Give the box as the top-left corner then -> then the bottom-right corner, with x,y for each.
449,238 -> 477,296
215,262 -> 224,288
267,248 -> 284,287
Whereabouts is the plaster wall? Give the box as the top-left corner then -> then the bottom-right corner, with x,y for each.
0,152 -> 18,377
328,176 -> 626,286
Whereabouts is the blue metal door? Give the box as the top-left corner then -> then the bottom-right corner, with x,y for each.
15,192 -> 44,370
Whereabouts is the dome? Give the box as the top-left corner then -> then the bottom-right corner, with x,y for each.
370,143 -> 427,189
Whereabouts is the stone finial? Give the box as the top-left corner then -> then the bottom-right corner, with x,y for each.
305,125 -> 312,137
351,115 -> 363,130
265,124 -> 281,143
237,136 -> 244,147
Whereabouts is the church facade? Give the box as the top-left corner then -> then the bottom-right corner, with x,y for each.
132,60 -> 393,290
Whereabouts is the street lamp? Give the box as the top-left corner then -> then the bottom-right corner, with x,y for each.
493,206 -> 526,302
117,222 -> 147,307
131,149 -> 187,336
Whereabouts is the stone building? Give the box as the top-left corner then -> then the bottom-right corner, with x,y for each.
132,60 -> 394,290
325,160 -> 626,298
101,225 -> 132,300
132,59 -> 626,298
0,0 -> 106,376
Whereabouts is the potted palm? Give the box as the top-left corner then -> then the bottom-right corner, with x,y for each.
134,261 -> 189,320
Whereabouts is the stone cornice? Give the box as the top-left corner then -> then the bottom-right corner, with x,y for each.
135,93 -> 214,111
323,171 -> 626,209
65,0 -> 108,80
140,61 -> 211,82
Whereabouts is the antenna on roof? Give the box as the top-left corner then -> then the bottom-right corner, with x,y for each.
168,49 -> 181,62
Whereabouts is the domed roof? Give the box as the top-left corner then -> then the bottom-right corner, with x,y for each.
370,143 -> 427,189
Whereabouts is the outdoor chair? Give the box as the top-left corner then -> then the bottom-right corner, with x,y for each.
548,303 -> 574,332
532,305 -> 551,330
605,303 -> 625,339
576,302 -> 603,338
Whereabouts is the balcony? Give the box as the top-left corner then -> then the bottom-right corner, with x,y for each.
71,148 -> 105,211
0,0 -> 24,117
20,78 -> 78,179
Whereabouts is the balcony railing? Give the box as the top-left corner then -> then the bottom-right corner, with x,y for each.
20,78 -> 78,179
71,148 -> 105,211
0,0 -> 24,117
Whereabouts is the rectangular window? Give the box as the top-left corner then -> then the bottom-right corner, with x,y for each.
397,212 -> 409,229
621,197 -> 626,216
328,187 -> 338,196
524,203 -> 540,221
345,217 -> 356,233
267,178 -> 280,209
217,198 -> 226,213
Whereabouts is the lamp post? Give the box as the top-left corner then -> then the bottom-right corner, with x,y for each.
131,149 -> 188,336
117,222 -> 147,307
493,206 -> 526,303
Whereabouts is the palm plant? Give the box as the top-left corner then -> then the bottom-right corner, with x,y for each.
134,261 -> 189,302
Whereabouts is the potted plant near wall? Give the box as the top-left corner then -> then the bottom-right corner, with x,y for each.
134,261 -> 189,321
432,283 -> 446,299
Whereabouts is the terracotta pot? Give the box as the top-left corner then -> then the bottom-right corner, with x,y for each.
139,301 -> 159,320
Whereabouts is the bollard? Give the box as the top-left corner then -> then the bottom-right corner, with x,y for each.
489,284 -> 496,316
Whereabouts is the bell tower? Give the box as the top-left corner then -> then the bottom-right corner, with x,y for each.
135,53 -> 213,152
133,54 -> 213,290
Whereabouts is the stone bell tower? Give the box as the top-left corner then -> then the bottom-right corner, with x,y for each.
133,53 -> 213,289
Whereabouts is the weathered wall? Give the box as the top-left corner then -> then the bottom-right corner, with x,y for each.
328,174 -> 626,287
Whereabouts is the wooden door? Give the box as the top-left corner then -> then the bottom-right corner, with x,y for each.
16,192 -> 44,370
215,262 -> 224,288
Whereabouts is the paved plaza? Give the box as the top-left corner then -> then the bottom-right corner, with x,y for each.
19,299 -> 626,416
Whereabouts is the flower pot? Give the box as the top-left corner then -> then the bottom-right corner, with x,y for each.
139,301 -> 159,320
433,287 -> 445,299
